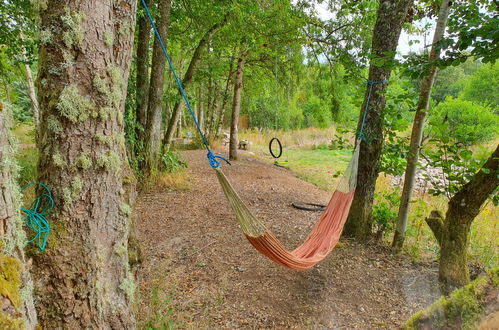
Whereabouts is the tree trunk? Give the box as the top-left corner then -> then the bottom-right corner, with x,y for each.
207,83 -> 220,138
343,0 -> 413,241
392,0 -> 451,252
216,57 -> 236,137
34,0 -> 137,328
163,19 -> 226,148
135,0 -> 152,134
196,86 -> 203,131
426,145 -> 499,288
22,62 -> 39,129
229,53 -> 246,160
144,0 -> 172,173
175,112 -> 182,138
0,103 -> 38,329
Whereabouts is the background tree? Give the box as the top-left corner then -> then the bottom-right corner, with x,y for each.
392,0 -> 451,252
143,0 -> 172,174
425,145 -> 498,288
33,0 -> 137,327
343,0 -> 413,240
0,102 -> 37,329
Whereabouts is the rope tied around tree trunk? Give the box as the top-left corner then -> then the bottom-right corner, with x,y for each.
20,182 -> 53,252
358,79 -> 388,142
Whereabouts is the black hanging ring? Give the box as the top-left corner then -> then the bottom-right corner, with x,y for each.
269,137 -> 283,159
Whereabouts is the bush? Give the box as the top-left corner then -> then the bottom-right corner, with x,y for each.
429,97 -> 498,144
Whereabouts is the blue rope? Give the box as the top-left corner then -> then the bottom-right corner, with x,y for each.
20,182 -> 53,252
141,0 -> 229,168
358,79 -> 388,142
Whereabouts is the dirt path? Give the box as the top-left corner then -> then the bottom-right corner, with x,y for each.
135,150 -> 441,329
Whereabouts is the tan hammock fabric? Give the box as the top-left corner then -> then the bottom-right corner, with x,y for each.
215,141 -> 360,270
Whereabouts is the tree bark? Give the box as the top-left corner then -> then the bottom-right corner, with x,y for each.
207,83 -> 220,138
216,57 -> 236,137
0,103 -> 38,329
22,62 -> 39,129
229,53 -> 246,160
343,0 -> 413,241
163,19 -> 226,148
135,0 -> 152,135
392,0 -> 451,252
144,0 -> 172,173
34,0 -> 137,328
197,86 -> 204,133
428,145 -> 499,288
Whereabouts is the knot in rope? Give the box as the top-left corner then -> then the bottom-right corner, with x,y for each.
207,150 -> 231,169
20,182 -> 53,252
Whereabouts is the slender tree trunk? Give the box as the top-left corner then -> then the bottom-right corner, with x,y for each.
136,0 -> 152,134
144,0 -> 172,173
197,86 -> 204,133
392,0 -> 451,252
34,0 -> 137,327
163,19 -> 226,148
175,113 -> 182,138
216,57 -> 236,137
426,145 -> 499,288
343,0 -> 413,241
0,103 -> 38,329
229,53 -> 246,160
22,62 -> 39,129
207,83 -> 220,137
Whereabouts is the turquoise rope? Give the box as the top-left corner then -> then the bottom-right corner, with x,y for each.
358,79 -> 388,141
20,182 -> 53,252
141,0 -> 229,168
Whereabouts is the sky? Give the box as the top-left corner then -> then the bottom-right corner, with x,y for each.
314,2 -> 436,57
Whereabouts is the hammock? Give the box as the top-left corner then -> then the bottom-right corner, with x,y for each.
214,141 -> 359,270
141,0 -> 378,270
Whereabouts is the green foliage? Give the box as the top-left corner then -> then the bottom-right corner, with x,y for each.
430,97 -> 498,144
160,151 -> 187,174
422,140 -> 488,199
372,188 -> 400,238
460,62 -> 499,110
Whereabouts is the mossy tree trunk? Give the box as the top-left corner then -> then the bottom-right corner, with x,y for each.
229,52 -> 246,161
0,103 -> 38,329
34,0 -> 137,328
343,0 -> 413,241
392,0 -> 451,252
143,0 -> 172,174
425,145 -> 499,288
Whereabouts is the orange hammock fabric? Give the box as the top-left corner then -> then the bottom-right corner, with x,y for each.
245,189 -> 355,270
215,141 -> 360,270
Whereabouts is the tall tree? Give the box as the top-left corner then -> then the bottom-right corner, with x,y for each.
392,0 -> 451,252
343,0 -> 413,240
143,0 -> 172,173
163,19 -> 226,148
0,102 -> 37,329
33,0 -> 137,327
426,145 -> 498,288
135,0 -> 152,136
215,56 -> 236,137
229,52 -> 246,160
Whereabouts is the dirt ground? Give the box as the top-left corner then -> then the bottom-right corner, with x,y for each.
135,149 -> 442,329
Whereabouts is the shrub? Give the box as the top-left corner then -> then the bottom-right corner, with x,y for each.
429,97 -> 498,144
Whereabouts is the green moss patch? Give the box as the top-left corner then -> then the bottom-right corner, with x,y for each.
404,267 -> 499,329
